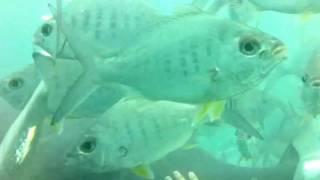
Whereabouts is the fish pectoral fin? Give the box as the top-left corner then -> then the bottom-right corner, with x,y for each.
181,143 -> 198,151
50,71 -> 98,127
299,11 -> 314,23
194,100 -> 226,127
131,164 -> 154,179
208,100 -> 226,121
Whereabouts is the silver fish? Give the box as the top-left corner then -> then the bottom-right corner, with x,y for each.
0,65 -> 41,110
64,98 -> 198,177
301,49 -> 320,118
51,11 -> 287,125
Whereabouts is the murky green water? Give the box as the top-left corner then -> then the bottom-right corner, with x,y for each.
0,1 -> 320,180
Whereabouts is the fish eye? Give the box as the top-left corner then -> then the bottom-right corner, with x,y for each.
8,78 -> 24,89
239,37 -> 261,56
79,137 -> 97,154
41,23 -> 53,37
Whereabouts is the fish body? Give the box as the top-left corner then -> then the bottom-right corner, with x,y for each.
51,12 -> 287,124
65,98 -> 197,173
53,0 -> 161,59
301,49 -> 320,117
97,14 -> 286,102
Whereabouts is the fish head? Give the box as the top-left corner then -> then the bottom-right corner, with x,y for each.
300,49 -> 320,117
0,65 -> 40,110
33,16 -> 74,59
209,22 -> 287,99
64,124 -> 126,173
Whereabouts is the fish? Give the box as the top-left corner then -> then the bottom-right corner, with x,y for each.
150,143 -> 299,180
301,48 -> 320,118
64,98 -> 199,179
50,9 -> 287,126
0,82 -> 48,176
248,0 -> 320,14
0,65 -> 41,110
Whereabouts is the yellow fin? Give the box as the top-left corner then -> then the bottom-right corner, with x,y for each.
181,143 -> 198,151
131,164 -> 154,179
208,100 -> 226,121
16,126 -> 37,165
299,11 -> 314,23
194,100 -> 226,126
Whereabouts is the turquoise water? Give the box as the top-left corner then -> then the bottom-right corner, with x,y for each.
0,0 -> 320,180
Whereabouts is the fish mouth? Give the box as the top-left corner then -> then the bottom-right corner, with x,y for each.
271,44 -> 288,61
311,79 -> 320,88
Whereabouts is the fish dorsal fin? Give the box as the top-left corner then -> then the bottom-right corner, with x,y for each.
174,5 -> 204,16
223,107 -> 264,140
131,164 -> 154,179
279,144 -> 299,165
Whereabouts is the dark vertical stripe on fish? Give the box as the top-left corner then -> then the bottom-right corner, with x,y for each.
153,118 -> 163,141
123,13 -> 130,29
110,9 -> 117,29
192,50 -> 200,73
124,120 -> 134,144
71,15 -> 77,27
95,7 -> 103,40
82,10 -> 91,31
139,119 -> 149,147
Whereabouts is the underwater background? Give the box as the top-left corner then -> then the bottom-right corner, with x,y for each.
1,0 -> 320,180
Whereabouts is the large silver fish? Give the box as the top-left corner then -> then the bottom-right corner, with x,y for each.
50,9 -> 287,125
64,98 -> 198,179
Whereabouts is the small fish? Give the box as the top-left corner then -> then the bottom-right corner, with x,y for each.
0,65 -> 41,110
301,48 -> 320,118
51,10 -> 287,126
64,98 -> 199,179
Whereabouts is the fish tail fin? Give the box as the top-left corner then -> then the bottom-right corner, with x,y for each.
50,71 -> 98,126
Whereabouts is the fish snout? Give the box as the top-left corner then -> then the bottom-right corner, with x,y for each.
271,41 -> 287,61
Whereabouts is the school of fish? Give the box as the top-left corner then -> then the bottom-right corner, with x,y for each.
2,0 -> 320,180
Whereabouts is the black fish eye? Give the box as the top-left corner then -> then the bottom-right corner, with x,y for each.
41,23 -> 53,37
8,78 -> 24,89
239,37 -> 261,56
79,137 -> 96,154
